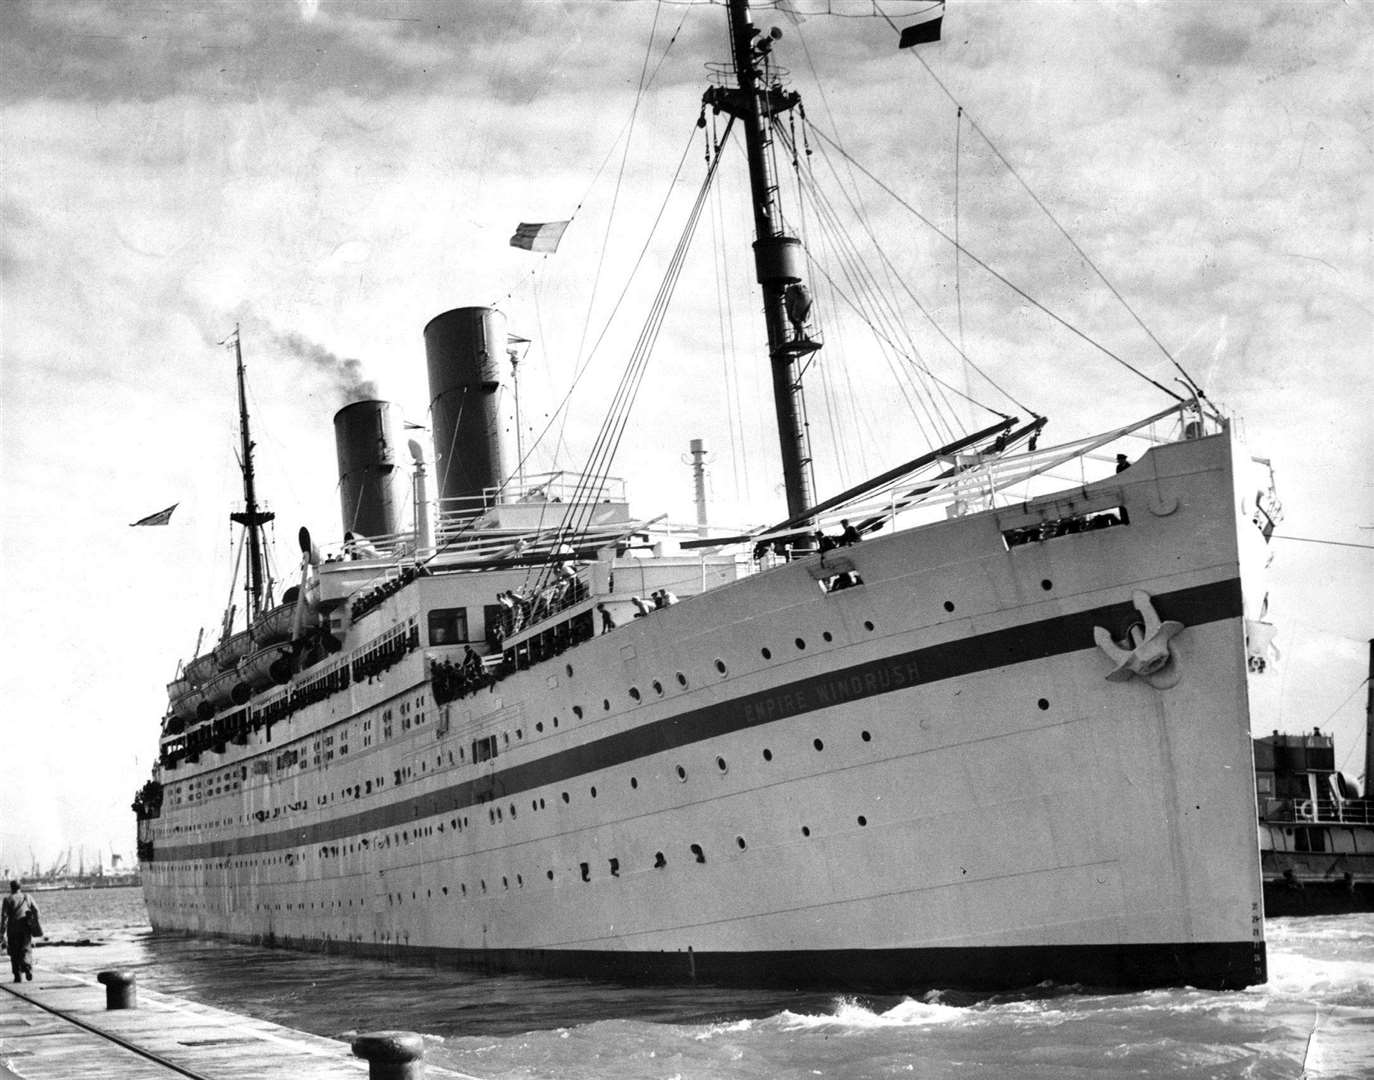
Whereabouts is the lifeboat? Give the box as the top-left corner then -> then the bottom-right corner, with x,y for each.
230,642 -> 295,705
253,600 -> 295,644
183,651 -> 219,686
166,676 -> 198,723
191,666 -> 241,719
214,601 -> 296,671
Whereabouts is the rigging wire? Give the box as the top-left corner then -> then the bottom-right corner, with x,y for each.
775,123 -> 1017,422
779,128 -> 955,445
805,124 -> 1185,403
881,13 -> 1208,401
708,117 -> 749,503
539,125 -> 735,583
791,119 -> 1043,418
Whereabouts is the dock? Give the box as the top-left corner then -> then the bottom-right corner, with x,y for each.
0,969 -> 477,1079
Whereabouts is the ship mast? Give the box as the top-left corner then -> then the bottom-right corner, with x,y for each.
706,0 -> 817,531
228,325 -> 275,625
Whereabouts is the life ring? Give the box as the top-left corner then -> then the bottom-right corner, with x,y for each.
1296,800 -> 1315,821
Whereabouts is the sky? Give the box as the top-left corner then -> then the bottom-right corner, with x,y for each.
1,0 -> 1370,873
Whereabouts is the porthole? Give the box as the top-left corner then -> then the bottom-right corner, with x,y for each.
630,776 -> 638,789
676,765 -> 688,782
863,620 -> 875,631
547,870 -> 554,880
943,601 -> 955,613
654,851 -> 667,869
715,659 -> 727,675
652,680 -> 663,695
603,698 -> 611,711
813,738 -> 824,751
590,786 -> 598,798
801,825 -> 811,837
761,647 -> 772,660
676,672 -> 687,687
562,791 -> 570,803
736,836 -> 747,850
573,705 -> 583,719
553,716 -> 559,728
861,730 -> 872,742
1041,579 -> 1053,591
716,756 -> 728,773
629,687 -> 641,701
857,815 -> 868,827
566,664 -> 574,677
822,631 -> 833,642
762,748 -> 773,761
536,722 -> 544,733
690,843 -> 706,864
1037,698 -> 1050,711
795,637 -> 806,650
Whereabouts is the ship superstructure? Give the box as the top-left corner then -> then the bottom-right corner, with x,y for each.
134,1 -> 1273,993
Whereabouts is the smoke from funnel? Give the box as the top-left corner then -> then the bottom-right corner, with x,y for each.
273,330 -> 377,403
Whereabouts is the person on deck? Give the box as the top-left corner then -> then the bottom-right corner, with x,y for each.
839,520 -> 862,546
597,603 -> 616,632
1,880 -> 38,982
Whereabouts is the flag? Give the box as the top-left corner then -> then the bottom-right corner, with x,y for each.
510,221 -> 569,253
898,3 -> 943,48
131,503 -> 178,526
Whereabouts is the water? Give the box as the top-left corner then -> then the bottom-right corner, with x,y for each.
30,887 -> 1374,1079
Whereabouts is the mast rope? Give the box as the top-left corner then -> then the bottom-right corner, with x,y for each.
880,15 -> 1206,400
805,124 -> 1185,402
776,122 -> 1025,422
778,123 -> 958,445
540,121 -> 735,583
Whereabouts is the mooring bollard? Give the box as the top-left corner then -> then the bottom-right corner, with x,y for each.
96,970 -> 137,1010
351,1030 -> 425,1080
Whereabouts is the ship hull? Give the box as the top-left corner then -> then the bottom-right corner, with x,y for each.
140,429 -> 1269,993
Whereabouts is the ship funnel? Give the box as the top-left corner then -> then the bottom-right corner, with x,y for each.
424,306 -> 510,513
334,399 -> 406,541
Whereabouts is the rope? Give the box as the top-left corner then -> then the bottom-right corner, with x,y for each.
806,124 -> 1185,403
881,13 -> 1207,399
1272,534 -> 1374,551
780,119 -> 1031,418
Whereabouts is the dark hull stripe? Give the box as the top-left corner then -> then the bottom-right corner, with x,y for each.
149,927 -> 1267,993
153,577 -> 1242,862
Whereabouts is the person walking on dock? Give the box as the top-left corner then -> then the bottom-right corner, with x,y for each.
1,880 -> 39,982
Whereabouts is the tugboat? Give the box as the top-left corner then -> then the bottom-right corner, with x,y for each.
1255,642 -> 1374,915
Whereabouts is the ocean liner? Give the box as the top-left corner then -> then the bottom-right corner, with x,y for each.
134,1 -> 1275,992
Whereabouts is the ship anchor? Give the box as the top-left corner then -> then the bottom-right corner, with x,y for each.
1093,590 -> 1184,688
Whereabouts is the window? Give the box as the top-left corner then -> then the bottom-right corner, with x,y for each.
428,607 -> 469,646
471,735 -> 498,764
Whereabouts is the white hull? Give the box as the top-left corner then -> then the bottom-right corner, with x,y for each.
139,431 -> 1267,990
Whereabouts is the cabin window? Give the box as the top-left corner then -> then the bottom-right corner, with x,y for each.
428,608 -> 469,646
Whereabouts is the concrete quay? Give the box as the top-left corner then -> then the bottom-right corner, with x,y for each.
0,969 -> 479,1080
